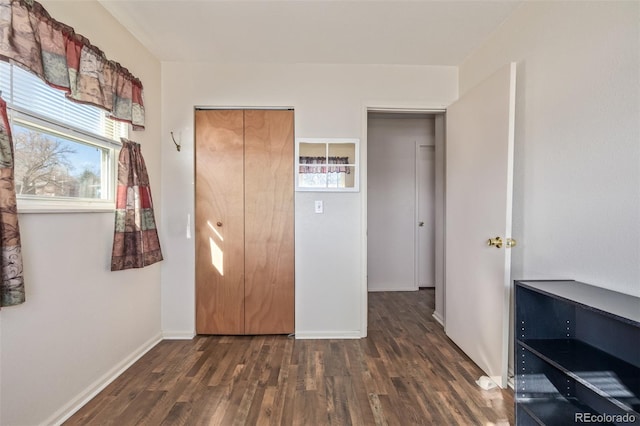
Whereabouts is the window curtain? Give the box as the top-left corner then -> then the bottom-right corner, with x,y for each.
299,156 -> 351,173
299,156 -> 326,173
111,139 -> 162,271
0,0 -> 145,129
0,96 -> 24,308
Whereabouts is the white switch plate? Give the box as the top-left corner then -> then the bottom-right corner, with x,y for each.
314,200 -> 323,213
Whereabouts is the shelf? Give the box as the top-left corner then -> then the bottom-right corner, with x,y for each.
517,280 -> 640,326
519,339 -> 640,414
516,280 -> 640,425
518,398 -> 615,426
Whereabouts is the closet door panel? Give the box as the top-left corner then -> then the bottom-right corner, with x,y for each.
195,110 -> 245,334
244,110 -> 295,334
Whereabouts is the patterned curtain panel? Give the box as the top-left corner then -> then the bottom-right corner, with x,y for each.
0,0 -> 145,129
0,96 -> 24,308
111,139 -> 162,271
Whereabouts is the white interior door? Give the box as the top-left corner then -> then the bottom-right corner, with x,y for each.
416,144 -> 435,288
445,63 -> 516,388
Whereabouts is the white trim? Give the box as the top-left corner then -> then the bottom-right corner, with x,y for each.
162,331 -> 196,340
432,311 -> 445,327
500,62 -> 518,389
433,114 -> 447,330
295,331 -> 362,339
47,333 -> 163,426
17,199 -> 115,214
415,143 -> 436,290
414,141 -> 420,291
366,107 -> 447,114
368,286 -> 419,292
194,106 -> 294,110
360,106 -> 369,338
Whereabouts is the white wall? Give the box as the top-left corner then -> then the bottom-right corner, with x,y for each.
367,115 -> 435,291
160,63 -> 457,338
0,2 -> 163,425
461,1 -> 640,297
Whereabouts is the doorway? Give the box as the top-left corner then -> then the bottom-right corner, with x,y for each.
366,111 -> 446,324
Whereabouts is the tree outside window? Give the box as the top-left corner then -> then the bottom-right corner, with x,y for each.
13,126 -> 105,200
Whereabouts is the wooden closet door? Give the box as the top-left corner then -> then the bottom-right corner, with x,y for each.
244,110 -> 295,334
195,110 -> 246,334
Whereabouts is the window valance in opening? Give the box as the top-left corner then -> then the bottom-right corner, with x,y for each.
0,0 -> 145,130
299,156 -> 351,174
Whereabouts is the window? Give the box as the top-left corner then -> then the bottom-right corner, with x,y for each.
0,62 -> 128,212
295,138 -> 359,192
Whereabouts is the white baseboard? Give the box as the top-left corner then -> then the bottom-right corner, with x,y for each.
368,287 -> 418,292
162,330 -> 196,340
47,332 -> 163,426
432,311 -> 444,327
295,330 -> 362,339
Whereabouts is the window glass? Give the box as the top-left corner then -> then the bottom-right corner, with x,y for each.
12,123 -> 110,200
0,62 -> 126,211
296,138 -> 359,192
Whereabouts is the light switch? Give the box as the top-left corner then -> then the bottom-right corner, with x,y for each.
314,200 -> 324,214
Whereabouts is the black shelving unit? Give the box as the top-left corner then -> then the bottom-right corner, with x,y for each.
515,280 -> 640,425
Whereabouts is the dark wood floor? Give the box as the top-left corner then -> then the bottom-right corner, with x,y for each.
65,289 -> 514,425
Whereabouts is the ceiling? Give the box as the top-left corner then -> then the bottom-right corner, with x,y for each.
99,0 -> 522,66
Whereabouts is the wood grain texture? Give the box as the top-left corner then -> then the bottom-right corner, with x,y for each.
64,290 -> 514,425
243,110 -> 295,334
195,109 -> 246,334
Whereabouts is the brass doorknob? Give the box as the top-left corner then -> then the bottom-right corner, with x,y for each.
487,237 -> 517,249
487,237 -> 503,248
216,222 -> 223,227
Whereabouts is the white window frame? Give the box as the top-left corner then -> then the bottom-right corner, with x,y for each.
1,64 -> 126,213
9,108 -> 120,213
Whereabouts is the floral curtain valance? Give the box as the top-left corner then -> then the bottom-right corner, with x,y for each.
299,156 -> 351,174
0,0 -> 145,130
